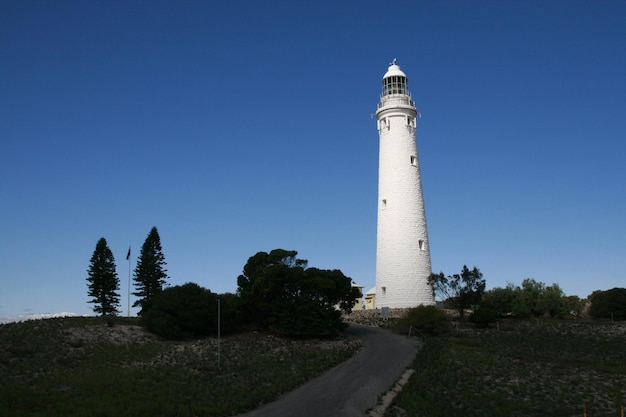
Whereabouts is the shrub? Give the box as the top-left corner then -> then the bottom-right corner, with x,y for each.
481,285 -> 516,317
396,305 -> 450,336
511,278 -> 545,317
564,295 -> 586,318
142,283 -> 238,339
269,300 -> 346,337
217,292 -> 241,332
589,288 -> 626,320
468,305 -> 497,327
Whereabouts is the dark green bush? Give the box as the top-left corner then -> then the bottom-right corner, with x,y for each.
142,283 -> 238,339
269,300 -> 346,337
396,305 -> 450,336
468,305 -> 497,327
481,285 -> 516,317
217,292 -> 241,333
589,288 -> 626,320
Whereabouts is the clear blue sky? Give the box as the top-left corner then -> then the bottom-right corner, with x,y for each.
1,1 -> 625,321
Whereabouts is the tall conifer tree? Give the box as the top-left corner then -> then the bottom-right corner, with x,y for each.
87,237 -> 121,316
132,226 -> 168,315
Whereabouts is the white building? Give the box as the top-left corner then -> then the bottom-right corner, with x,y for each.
351,282 -> 364,311
375,61 -> 435,308
364,287 -> 376,310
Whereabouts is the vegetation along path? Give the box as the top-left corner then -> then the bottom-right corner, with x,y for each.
236,323 -> 420,417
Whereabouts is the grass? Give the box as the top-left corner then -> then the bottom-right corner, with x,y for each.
0,317 -> 360,417
385,319 -> 626,417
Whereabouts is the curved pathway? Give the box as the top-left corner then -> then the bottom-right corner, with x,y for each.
236,324 -> 419,417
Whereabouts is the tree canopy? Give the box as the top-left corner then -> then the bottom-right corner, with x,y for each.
237,249 -> 359,337
429,265 -> 485,319
481,279 -> 569,318
86,237 -> 121,316
133,226 -> 168,315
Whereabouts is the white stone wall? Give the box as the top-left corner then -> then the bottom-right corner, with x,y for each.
375,94 -> 434,308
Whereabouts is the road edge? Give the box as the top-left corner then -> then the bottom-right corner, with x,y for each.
367,367 -> 417,417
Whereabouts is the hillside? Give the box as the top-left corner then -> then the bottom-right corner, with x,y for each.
385,319 -> 626,417
0,317 -> 360,417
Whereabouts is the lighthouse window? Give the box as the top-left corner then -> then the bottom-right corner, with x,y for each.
383,80 -> 390,96
418,240 -> 425,250
410,155 -> 417,166
381,199 -> 387,209
383,76 -> 408,96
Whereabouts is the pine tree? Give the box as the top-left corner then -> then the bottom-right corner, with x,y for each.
132,226 -> 168,315
87,237 -> 121,316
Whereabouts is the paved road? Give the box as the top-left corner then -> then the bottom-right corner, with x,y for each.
236,324 -> 419,417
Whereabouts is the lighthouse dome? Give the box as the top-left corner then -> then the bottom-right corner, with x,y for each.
382,63 -> 407,80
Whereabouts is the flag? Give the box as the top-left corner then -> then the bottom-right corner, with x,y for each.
126,246 -> 131,260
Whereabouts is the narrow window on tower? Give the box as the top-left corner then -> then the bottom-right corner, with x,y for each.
418,239 -> 425,250
410,155 -> 417,166
381,199 -> 387,209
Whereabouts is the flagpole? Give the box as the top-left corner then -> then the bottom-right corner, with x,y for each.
127,245 -> 131,317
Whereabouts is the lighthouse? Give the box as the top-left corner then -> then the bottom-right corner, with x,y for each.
375,60 -> 435,308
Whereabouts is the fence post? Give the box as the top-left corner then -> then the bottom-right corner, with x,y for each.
621,405 -> 624,417
582,405 -> 586,417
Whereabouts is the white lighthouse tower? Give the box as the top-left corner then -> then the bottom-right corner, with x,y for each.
375,60 -> 434,308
